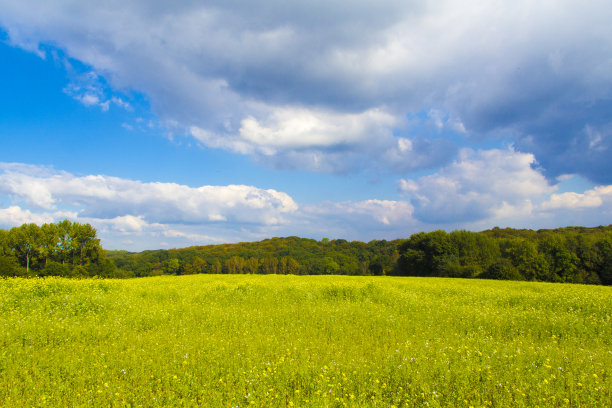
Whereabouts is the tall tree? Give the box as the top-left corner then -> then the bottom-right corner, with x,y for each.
40,223 -> 59,267
56,220 -> 74,265
9,223 -> 42,273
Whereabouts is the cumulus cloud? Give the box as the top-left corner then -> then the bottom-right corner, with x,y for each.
2,1 -> 611,178
399,148 -> 554,223
0,163 -> 298,226
541,185 -> 612,211
0,162 -> 425,248
190,107 -> 443,173
0,205 -> 76,228
191,107 -> 396,155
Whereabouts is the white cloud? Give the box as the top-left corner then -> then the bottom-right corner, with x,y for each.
305,199 -> 414,226
0,163 -> 298,226
0,205 -> 79,228
238,107 -> 396,152
541,185 -> 612,210
397,147 -> 612,230
101,215 -> 150,233
1,160 -> 610,251
0,162 -> 424,248
399,148 -> 554,223
294,199 -> 418,240
191,107 -> 404,172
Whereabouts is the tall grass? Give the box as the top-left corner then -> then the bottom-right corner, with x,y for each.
0,275 -> 610,407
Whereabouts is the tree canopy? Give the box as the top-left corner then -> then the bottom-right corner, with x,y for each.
2,221 -> 611,285
0,221 -> 115,278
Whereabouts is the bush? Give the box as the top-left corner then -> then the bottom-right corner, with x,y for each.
0,255 -> 27,277
40,261 -> 72,277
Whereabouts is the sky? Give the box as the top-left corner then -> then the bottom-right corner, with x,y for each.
1,0 -> 611,251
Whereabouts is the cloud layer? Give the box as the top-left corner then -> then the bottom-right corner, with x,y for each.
2,1 -> 611,178
0,163 -> 419,249
0,163 -> 297,226
1,157 -> 610,250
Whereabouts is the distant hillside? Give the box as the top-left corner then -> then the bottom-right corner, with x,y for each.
105,225 -> 612,285
106,236 -> 402,277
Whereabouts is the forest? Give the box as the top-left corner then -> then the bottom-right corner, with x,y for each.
1,221 -> 611,284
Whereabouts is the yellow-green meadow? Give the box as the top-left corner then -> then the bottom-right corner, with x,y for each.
1,275 -> 610,407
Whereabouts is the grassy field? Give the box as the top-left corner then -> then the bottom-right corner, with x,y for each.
0,275 -> 610,407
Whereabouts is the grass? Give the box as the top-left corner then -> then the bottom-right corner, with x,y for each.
0,275 -> 610,407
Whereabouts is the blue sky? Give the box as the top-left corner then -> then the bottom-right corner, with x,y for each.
1,1 -> 611,251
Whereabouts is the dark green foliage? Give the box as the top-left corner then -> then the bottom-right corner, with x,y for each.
499,238 -> 548,281
103,225 -> 612,284
594,237 -> 612,285
0,255 -> 26,277
395,226 -> 612,284
5,221 -> 610,284
0,221 -> 116,278
479,259 -> 524,281
106,237 -> 402,278
394,231 -> 455,277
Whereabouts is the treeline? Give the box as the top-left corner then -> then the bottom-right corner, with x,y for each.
2,220 -> 611,284
107,226 -> 612,285
106,236 -> 400,278
393,226 -> 612,285
0,221 -> 117,278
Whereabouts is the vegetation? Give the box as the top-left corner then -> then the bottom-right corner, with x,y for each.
394,227 -> 612,285
106,236 -> 400,278
0,221 -> 116,278
0,275 -> 609,407
106,226 -> 612,285
2,221 -> 612,285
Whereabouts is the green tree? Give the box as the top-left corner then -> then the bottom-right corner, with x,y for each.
56,220 -> 74,265
500,238 -> 548,281
394,231 -> 455,276
225,256 -> 245,274
40,223 -> 59,267
244,257 -> 259,274
286,257 -> 300,275
261,257 -> 278,274
322,257 -> 340,274
185,257 -> 207,274
479,259 -> 524,281
9,223 -> 42,274
164,258 -> 181,274
0,229 -> 10,256
538,235 -> 580,282
211,259 -> 222,274
594,237 -> 612,285
71,223 -> 100,266
369,254 -> 393,275
449,230 -> 500,275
